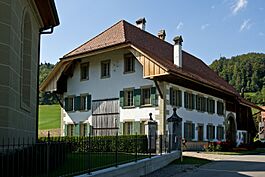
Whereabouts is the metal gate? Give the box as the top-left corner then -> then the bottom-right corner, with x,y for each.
92,98 -> 119,136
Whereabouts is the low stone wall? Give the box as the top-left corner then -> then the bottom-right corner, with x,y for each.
77,151 -> 180,177
38,128 -> 61,137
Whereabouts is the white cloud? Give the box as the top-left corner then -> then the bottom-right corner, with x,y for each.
201,24 -> 210,30
231,0 -> 248,14
176,22 -> 183,30
239,19 -> 252,32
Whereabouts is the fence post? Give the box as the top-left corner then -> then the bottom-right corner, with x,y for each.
46,132 -> 50,177
135,133 -> 137,162
149,135 -> 151,158
160,135 -> 162,156
88,133 -> 91,174
115,132 -> 118,167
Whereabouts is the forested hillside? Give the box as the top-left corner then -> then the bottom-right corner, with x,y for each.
39,62 -> 58,105
210,53 -> 265,105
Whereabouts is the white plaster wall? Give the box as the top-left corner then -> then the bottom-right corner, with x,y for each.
64,49 -> 155,124
166,83 -> 226,141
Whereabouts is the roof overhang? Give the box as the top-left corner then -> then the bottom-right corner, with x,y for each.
34,0 -> 60,30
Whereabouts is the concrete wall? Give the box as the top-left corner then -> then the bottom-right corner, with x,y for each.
0,0 -> 41,142
77,151 -> 180,177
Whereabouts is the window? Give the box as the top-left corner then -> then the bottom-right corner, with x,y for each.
196,95 -> 206,112
80,95 -> 87,111
67,124 -> 74,137
141,88 -> 151,105
184,122 -> 195,141
80,62 -> 89,80
124,122 -> 133,135
207,98 -> 215,114
21,12 -> 32,110
217,126 -> 224,140
124,89 -> 134,107
207,124 -> 215,140
79,123 -> 88,136
124,53 -> 135,73
197,124 -> 204,141
217,101 -> 224,115
101,60 -> 110,78
170,88 -> 182,107
65,97 -> 74,111
184,92 -> 195,110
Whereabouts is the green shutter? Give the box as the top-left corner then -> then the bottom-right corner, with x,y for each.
119,122 -> 124,135
87,95 -> 91,110
74,96 -> 80,111
184,92 -> 188,108
151,87 -> 156,106
74,124 -> 80,136
133,121 -> 140,135
65,98 -> 69,111
206,125 -> 209,139
170,87 -> 173,105
184,123 -> 188,139
86,123 -> 90,136
120,91 -> 124,108
134,89 -> 141,107
192,123 -> 195,139
178,90 -> 182,107
207,98 -> 210,112
212,125 -> 215,139
195,95 -> 198,110
64,124 -> 68,136
192,94 -> 195,109
212,101 -> 215,114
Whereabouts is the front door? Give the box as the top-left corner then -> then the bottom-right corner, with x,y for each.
92,98 -> 119,136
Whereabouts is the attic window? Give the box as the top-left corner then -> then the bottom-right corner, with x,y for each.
80,62 -> 89,80
101,60 -> 110,78
124,53 -> 135,73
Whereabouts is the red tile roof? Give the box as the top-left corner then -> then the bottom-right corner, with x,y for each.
62,20 -> 261,110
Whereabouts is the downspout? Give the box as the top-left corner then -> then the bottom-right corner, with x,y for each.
36,26 -> 55,141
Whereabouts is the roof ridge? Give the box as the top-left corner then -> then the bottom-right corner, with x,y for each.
63,20 -> 126,58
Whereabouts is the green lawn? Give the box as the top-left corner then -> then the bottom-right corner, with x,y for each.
172,156 -> 211,166
38,104 -> 61,130
47,152 -> 149,177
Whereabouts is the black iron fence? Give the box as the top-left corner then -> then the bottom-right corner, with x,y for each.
0,134 -> 176,177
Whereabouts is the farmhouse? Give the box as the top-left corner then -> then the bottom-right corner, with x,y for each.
0,0 -> 59,143
41,18 -> 262,146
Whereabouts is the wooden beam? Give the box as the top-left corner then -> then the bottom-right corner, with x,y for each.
154,80 -> 163,99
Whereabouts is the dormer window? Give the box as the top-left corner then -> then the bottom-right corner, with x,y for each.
124,53 -> 135,73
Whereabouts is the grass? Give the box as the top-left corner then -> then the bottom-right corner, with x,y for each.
48,152 -> 149,177
38,104 -> 61,130
172,156 -> 211,166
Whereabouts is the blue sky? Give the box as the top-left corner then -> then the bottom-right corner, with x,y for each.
40,0 -> 265,65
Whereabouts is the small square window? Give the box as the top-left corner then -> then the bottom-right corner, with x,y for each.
80,62 -> 89,80
101,60 -> 110,78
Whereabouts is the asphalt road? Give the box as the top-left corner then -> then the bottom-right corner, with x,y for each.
181,154 -> 265,177
147,153 -> 265,177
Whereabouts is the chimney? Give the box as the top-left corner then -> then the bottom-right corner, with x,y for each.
136,18 -> 146,30
158,30 -> 166,40
173,36 -> 183,68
